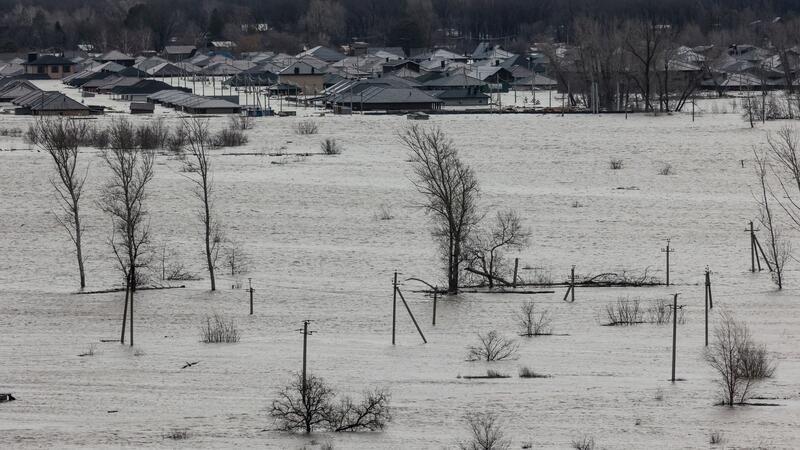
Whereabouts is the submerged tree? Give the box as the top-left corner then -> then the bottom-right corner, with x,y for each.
182,117 -> 220,291
467,209 -> 530,287
401,125 -> 480,294
33,117 -> 89,289
99,118 -> 155,346
753,148 -> 790,289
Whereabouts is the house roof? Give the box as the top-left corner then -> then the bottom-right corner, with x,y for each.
164,45 -> 196,55
297,45 -> 345,63
99,50 -> 135,62
24,55 -> 76,66
147,90 -> 240,110
12,90 -> 89,111
279,60 -> 326,75
333,86 -> 443,105
423,72 -> 485,88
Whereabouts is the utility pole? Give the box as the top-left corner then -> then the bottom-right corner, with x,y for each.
392,271 -> 397,345
704,268 -> 713,346
671,293 -> 679,382
746,221 -> 762,272
432,287 -> 437,326
661,239 -> 675,286
248,278 -> 254,315
296,320 -> 315,408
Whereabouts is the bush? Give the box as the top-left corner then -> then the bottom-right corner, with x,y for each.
658,163 -> 674,175
271,372 -> 391,433
164,429 -> 189,440
200,314 -> 240,343
136,119 -> 169,149
517,300 -> 552,336
571,435 -> 596,450
605,298 -> 643,325
320,138 -> 342,155
213,127 -> 248,147
297,120 -> 319,135
458,411 -> 510,450
710,430 -> 724,445
518,366 -> 549,378
375,203 -> 394,220
85,125 -> 110,149
646,299 -> 685,325
466,331 -> 518,361
705,312 -> 776,406
609,158 -> 624,169
166,126 -> 187,154
229,115 -> 253,131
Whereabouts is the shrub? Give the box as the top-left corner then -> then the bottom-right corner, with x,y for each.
518,366 -> 549,378
166,126 -> 187,154
296,120 -> 319,135
78,343 -> 96,357
645,299 -> 685,325
200,314 -> 240,343
320,138 -> 342,155
466,331 -> 518,361
658,163 -> 674,175
485,369 -> 510,378
705,312 -> 776,406
213,127 -> 248,147
229,115 -> 253,131
164,429 -> 189,440
571,435 -> 596,450
85,125 -> 110,148
609,158 -> 624,170
271,372 -> 390,433
710,430 -> 724,445
458,411 -> 510,450
605,298 -> 643,325
375,203 -> 394,220
517,300 -> 552,336
136,119 -> 169,149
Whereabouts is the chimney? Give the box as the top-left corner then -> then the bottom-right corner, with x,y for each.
27,52 -> 38,63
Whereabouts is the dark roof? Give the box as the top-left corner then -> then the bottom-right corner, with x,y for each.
431,89 -> 489,99
333,86 -> 442,105
12,90 -> 89,111
24,55 -> 76,66
113,80 -> 187,95
422,73 -> 485,88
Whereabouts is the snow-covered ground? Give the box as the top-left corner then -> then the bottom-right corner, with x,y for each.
1,90 -> 799,449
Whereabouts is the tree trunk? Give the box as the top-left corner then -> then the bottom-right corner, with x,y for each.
74,203 -> 86,289
120,281 -> 128,344
204,192 -> 216,291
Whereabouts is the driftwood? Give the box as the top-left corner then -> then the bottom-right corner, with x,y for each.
0,393 -> 15,403
465,267 -> 512,286
77,285 -> 186,295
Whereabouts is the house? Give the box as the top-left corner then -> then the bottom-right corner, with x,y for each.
22,54 -> 77,79
114,80 -> 188,101
429,88 -> 490,106
163,45 -> 197,62
208,41 -> 237,52
12,90 -> 91,115
0,79 -> 40,102
420,72 -> 486,91
278,60 -> 327,93
329,85 -> 443,112
297,45 -> 345,63
98,50 -> 136,67
147,90 -> 241,114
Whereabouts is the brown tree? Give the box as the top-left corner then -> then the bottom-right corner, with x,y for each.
401,125 -> 480,294
33,117 -> 89,289
99,118 -> 155,346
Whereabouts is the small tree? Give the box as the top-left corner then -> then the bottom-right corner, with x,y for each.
99,118 -> 155,346
741,96 -> 759,128
271,372 -> 334,433
517,300 -> 552,336
458,411 -> 510,450
224,240 -> 251,276
705,312 -> 776,406
402,125 -> 480,294
754,149 -> 790,289
182,118 -> 220,291
467,209 -> 530,288
33,117 -> 90,289
467,331 -> 518,361
270,372 -> 391,433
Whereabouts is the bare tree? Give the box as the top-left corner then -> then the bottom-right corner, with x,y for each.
401,125 -> 480,294
224,240 -> 250,276
270,372 -> 390,433
467,209 -> 530,288
466,331 -> 518,361
182,118 -> 219,291
766,127 -> 800,228
99,118 -> 155,346
754,149 -> 790,289
458,411 -> 510,450
517,300 -> 552,336
624,18 -> 665,112
33,117 -> 89,289
741,96 -> 759,128
705,312 -> 776,406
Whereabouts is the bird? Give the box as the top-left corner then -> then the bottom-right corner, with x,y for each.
181,361 -> 200,369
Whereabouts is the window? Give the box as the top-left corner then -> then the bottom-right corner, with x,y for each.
293,67 -> 299,75
63,65 -> 71,73
37,66 -> 45,74
50,65 -> 58,74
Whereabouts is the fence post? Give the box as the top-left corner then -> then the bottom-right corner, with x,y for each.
671,293 -> 679,382
432,287 -> 437,326
392,272 -> 397,345
248,278 -> 254,315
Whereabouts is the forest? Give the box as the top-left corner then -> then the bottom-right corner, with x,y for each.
1,0 -> 799,54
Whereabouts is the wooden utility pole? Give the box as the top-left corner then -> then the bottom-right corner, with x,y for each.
671,293 -> 679,382
392,272 -> 397,345
512,258 -> 519,288
562,265 -> 576,302
704,268 -> 713,346
248,278 -> 254,315
661,239 -> 675,286
432,287 -> 437,326
395,287 -> 427,344
296,320 -> 315,409
747,221 -> 761,272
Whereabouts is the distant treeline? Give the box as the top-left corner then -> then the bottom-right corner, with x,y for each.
0,0 -> 798,54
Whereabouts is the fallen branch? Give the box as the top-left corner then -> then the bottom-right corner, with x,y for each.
77,285 -> 186,295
